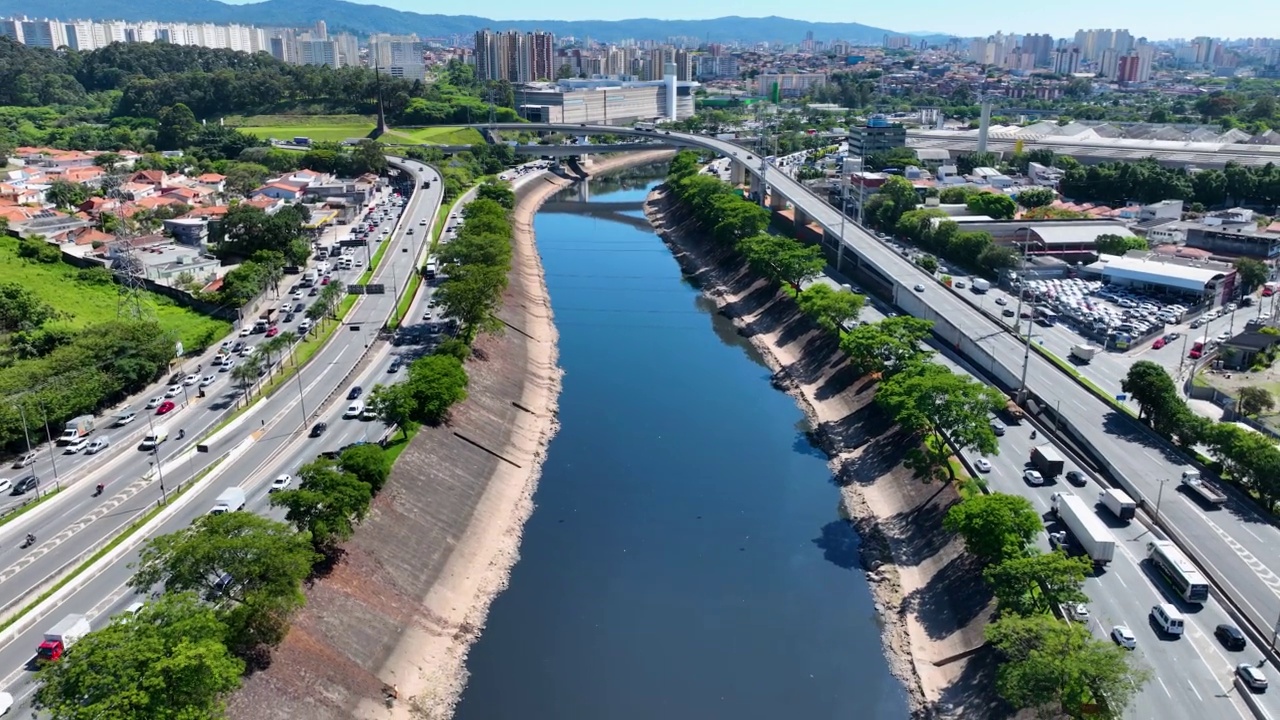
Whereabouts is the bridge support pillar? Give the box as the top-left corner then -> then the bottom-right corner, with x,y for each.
794,207 -> 809,228
749,173 -> 763,202
730,160 -> 746,186
770,189 -> 787,211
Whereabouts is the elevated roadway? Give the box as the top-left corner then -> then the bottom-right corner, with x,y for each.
906,129 -> 1280,168
477,122 -> 1280,694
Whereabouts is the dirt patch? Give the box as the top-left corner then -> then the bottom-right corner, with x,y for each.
226,151 -> 673,720
645,187 -> 1002,720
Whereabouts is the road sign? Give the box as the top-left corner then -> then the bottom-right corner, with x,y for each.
365,284 -> 386,294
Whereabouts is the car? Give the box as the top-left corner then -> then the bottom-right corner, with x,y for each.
12,475 -> 38,495
1238,663 -> 1269,691
270,474 -> 292,492
321,276 -> 330,285
1002,308 -> 1016,317
994,297 -> 1008,306
63,437 -> 89,453
183,374 -> 200,386
291,289 -> 304,299
85,437 -> 110,454
220,360 -> 236,374
1065,470 -> 1086,486
309,422 -> 327,438
0,478 -> 11,494
1152,338 -> 1166,349
344,401 -> 364,419
974,458 -> 992,473
165,385 -> 183,398
1111,625 -> 1137,650
348,386 -> 363,400
265,326 -> 279,338
199,375 -> 217,387
1216,624 -> 1247,651
309,286 -> 319,296
11,451 -> 37,469
913,284 -> 925,292
146,396 -> 164,408
990,422 -> 1006,436
1023,469 -> 1045,486
294,303 -> 305,313
1067,603 -> 1089,622
282,312 -> 295,323
240,326 -> 252,337
388,359 -> 402,373
156,401 -> 175,415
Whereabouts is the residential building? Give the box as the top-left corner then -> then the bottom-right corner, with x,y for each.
846,116 -> 907,159
1184,209 -> 1280,259
473,29 -> 557,83
756,73 -> 826,99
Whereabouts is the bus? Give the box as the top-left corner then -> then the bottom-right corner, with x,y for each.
1147,540 -> 1210,604
1035,308 -> 1059,326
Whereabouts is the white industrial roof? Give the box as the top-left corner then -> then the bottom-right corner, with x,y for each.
1100,255 -> 1227,292
1032,224 -> 1137,246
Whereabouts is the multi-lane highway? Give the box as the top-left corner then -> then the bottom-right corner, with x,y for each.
0,158 -> 443,624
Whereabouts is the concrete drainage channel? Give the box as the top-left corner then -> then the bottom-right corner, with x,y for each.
0,160 -> 442,642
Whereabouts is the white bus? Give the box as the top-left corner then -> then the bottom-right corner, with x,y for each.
1147,540 -> 1210,604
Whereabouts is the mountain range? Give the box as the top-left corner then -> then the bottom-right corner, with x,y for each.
0,0 -> 924,45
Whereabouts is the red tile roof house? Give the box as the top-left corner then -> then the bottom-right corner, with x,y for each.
129,170 -> 169,188
196,173 -> 227,193
250,181 -> 306,201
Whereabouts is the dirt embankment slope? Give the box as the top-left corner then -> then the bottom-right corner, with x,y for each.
645,186 -> 1002,720
227,150 -> 674,720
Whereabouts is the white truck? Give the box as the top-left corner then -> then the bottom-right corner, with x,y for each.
1070,344 -> 1099,363
1051,492 -> 1117,566
36,613 -> 90,662
58,415 -> 95,444
210,487 -> 246,515
1098,488 -> 1137,522
140,424 -> 168,450
1181,469 -> 1227,505
971,278 -> 991,293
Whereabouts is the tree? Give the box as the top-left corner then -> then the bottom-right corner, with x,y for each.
0,282 -> 60,332
1235,257 -> 1269,291
735,233 -> 825,291
366,382 -> 418,440
1094,233 -> 1148,256
1238,386 -> 1275,417
475,179 -> 515,209
155,102 -> 200,151
1121,361 -> 1186,436
876,362 -> 1004,480
838,316 -> 935,378
1016,187 -> 1055,209
943,492 -> 1043,565
986,614 -> 1149,719
403,354 -> 470,424
983,550 -> 1092,616
710,196 -> 771,245
966,192 -> 1018,220
349,139 -> 388,175
435,264 -> 508,342
916,254 -> 939,273
340,442 -> 392,493
46,179 -> 88,210
35,593 -> 244,720
229,354 -> 262,399
795,283 -> 864,333
271,458 -> 372,555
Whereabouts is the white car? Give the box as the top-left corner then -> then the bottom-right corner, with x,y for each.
182,374 -> 200,386
291,289 -> 304,299
220,360 -> 236,372
146,396 -> 164,408
199,375 -> 217,387
270,474 -> 292,492
240,326 -> 252,336
913,284 -> 926,292
1111,625 -> 1137,650
0,478 -> 11,494
165,385 -> 183,398
344,401 -> 365,419
1023,469 -> 1045,486
974,458 -> 992,473
63,436 -> 89,453
1068,603 -> 1089,622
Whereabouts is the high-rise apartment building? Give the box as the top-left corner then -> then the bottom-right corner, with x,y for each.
1054,47 -> 1081,74
473,29 -> 558,83
1,15 -> 268,53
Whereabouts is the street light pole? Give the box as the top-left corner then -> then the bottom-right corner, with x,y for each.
1011,227 -> 1035,403
151,446 -> 168,504
1154,478 -> 1169,524
15,403 -> 33,464
295,369 -> 308,424
37,402 -> 59,483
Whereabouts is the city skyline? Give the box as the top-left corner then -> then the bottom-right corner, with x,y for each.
211,0 -> 1275,42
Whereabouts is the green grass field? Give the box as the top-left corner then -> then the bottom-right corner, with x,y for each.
0,237 -> 231,349
225,115 -> 483,146
381,126 -> 485,145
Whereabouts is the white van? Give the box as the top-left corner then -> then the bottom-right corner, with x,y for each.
1150,603 -> 1185,636
141,425 -> 168,450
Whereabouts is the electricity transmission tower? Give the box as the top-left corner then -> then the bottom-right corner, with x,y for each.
103,173 -> 153,321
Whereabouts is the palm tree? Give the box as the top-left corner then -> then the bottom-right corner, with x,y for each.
229,355 -> 262,404
275,331 -> 299,366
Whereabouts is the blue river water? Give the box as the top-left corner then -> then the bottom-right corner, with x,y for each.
452,174 -> 909,720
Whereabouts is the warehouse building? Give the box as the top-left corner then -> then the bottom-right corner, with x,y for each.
1085,251 -> 1238,303
514,75 -> 698,125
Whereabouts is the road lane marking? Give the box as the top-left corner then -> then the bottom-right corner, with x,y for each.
1158,677 -> 1172,697
1190,507 -> 1280,599
1190,683 -> 1203,701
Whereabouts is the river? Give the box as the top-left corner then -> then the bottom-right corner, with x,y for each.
452,171 -> 910,720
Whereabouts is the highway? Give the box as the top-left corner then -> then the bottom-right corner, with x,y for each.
0,158 -> 443,623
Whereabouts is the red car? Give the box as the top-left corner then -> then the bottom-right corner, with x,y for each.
320,276 -> 330,285
265,326 -> 279,338
1152,338 -> 1166,349
156,400 -> 176,415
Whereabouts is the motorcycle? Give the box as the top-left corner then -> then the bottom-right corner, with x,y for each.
1030,430 -> 1038,440
178,429 -> 186,440
94,483 -> 105,497
20,534 -> 35,550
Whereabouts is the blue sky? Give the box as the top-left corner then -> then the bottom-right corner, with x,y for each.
273,0 -> 1268,40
